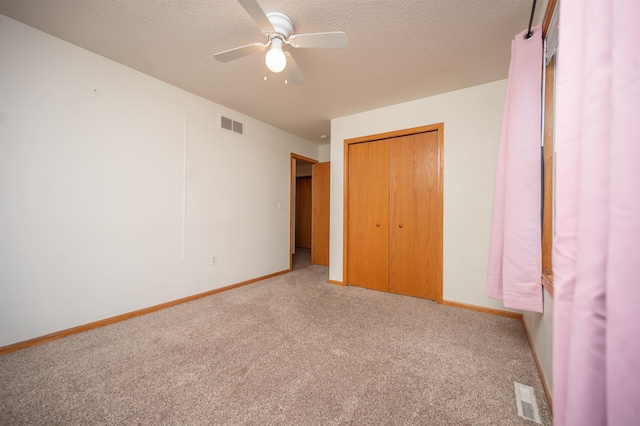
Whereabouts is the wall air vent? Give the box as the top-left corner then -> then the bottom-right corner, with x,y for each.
220,115 -> 244,135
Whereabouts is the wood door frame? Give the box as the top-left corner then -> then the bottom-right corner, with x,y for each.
343,123 -> 444,302
290,153 -> 318,271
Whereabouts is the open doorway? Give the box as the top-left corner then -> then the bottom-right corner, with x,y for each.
290,154 -> 316,270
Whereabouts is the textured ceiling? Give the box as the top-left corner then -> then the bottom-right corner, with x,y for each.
0,0 -> 545,144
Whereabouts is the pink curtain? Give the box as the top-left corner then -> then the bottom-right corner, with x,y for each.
553,1 -> 640,425
486,24 -> 543,313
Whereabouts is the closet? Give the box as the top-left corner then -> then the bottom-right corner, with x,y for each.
345,124 -> 443,301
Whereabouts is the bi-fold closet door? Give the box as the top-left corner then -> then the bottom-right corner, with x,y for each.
346,127 -> 442,301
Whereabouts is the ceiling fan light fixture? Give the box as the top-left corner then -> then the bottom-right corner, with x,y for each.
213,1 -> 347,84
265,38 -> 286,73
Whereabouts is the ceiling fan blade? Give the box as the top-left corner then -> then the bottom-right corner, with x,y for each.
284,52 -> 305,85
237,0 -> 275,34
288,32 -> 347,49
214,43 -> 266,63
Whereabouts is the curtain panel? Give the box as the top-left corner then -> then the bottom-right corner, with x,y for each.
553,1 -> 640,425
486,24 -> 543,313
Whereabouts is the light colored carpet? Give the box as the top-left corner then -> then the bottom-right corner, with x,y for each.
0,265 -> 551,425
292,247 -> 311,270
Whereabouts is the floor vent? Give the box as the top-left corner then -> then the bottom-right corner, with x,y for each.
220,115 -> 244,135
514,382 -> 541,423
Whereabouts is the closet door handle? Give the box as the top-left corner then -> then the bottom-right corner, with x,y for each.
376,223 -> 380,227
398,224 -> 403,228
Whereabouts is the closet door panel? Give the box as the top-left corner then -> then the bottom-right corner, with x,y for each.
311,162 -> 331,266
347,140 -> 389,291
389,131 -> 441,300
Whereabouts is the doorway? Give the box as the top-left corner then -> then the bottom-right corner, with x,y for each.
294,175 -> 312,269
290,154 -> 331,271
290,154 -> 316,270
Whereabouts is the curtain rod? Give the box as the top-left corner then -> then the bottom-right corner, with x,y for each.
524,0 -> 538,39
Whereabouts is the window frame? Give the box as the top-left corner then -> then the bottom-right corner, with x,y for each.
541,0 -> 558,297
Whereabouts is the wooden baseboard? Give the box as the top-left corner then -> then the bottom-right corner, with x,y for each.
0,269 -> 289,356
441,300 -> 523,320
328,279 -> 346,286
522,316 -> 554,414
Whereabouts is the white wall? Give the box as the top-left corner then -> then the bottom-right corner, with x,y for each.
318,144 -> 331,162
523,288 -> 554,396
330,80 -> 517,311
0,16 -> 318,346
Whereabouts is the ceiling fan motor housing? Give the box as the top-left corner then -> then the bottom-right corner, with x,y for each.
265,12 -> 294,39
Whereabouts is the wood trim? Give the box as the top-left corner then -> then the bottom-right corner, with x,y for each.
541,272 -> 554,297
290,156 -> 296,271
343,123 -> 444,301
436,125 -> 444,303
442,300 -> 523,320
541,56 -> 555,274
541,0 -> 558,292
345,123 -> 444,145
542,0 -> 558,39
530,4 -> 557,405
522,315 -> 554,414
342,139 -> 350,287
0,269 -> 289,356
291,153 -> 318,165
328,280 -> 346,286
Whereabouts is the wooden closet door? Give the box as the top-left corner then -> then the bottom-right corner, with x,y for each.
347,140 -> 389,291
389,131 -> 442,300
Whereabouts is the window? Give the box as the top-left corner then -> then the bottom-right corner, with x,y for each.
541,0 -> 559,296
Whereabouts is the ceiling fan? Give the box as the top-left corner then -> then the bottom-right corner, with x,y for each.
213,0 -> 348,84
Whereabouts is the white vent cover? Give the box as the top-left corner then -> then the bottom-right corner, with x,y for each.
514,382 -> 541,423
220,115 -> 244,135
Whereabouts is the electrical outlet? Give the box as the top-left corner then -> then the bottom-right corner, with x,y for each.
211,256 -> 217,265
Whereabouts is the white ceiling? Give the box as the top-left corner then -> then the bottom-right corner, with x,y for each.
0,0 -> 546,144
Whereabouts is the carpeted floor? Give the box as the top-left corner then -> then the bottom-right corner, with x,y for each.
292,247 -> 311,270
0,265 -> 551,425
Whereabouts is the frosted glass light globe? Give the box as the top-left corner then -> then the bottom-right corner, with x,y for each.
265,47 -> 287,73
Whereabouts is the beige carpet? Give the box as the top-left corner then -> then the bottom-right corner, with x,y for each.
292,247 -> 311,270
0,265 -> 552,425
